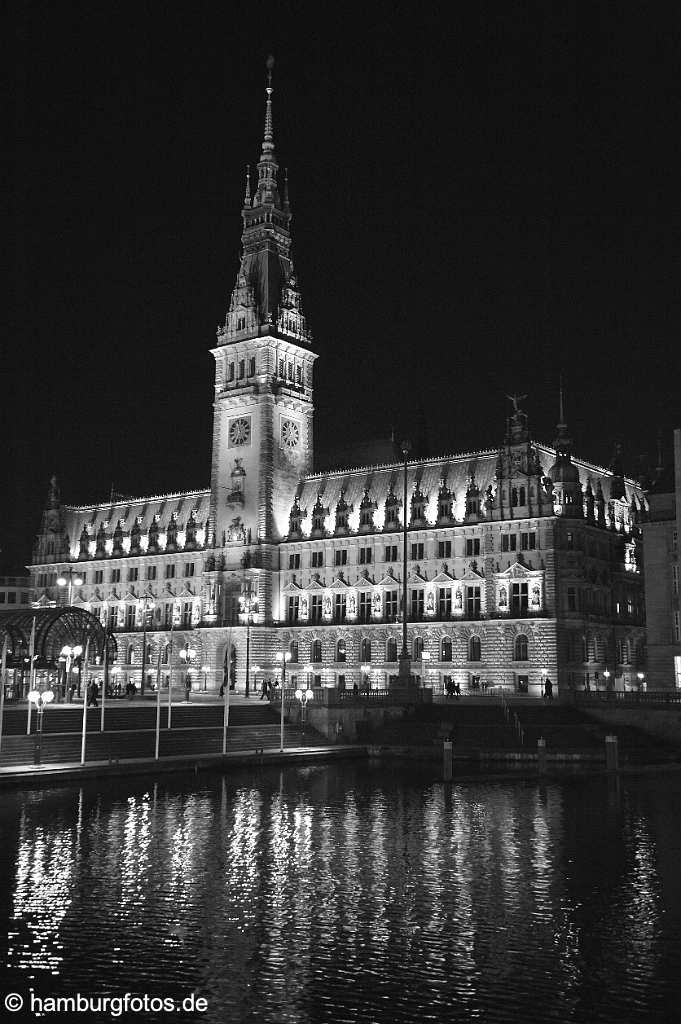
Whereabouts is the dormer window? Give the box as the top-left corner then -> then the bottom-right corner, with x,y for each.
237,316 -> 246,331
383,483 -> 401,530
288,496 -> 305,539
335,490 -> 351,535
311,495 -> 328,537
410,483 -> 427,525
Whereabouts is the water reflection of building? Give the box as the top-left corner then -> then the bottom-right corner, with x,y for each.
25,63 -> 646,697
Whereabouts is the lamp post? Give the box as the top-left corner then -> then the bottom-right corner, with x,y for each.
361,662 -> 371,695
398,439 -> 412,684
180,644 -> 196,701
636,671 -> 645,692
294,686 -> 314,735
28,688 -> 54,764
201,663 -> 210,692
422,650 -> 431,691
304,663 -> 313,691
603,668 -> 611,698
251,664 -> 261,698
138,596 -> 154,697
275,651 -> 292,751
57,568 -> 84,607
60,644 -> 83,703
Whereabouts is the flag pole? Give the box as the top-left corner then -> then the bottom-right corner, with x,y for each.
154,646 -> 162,760
0,638 -> 7,755
26,616 -> 36,735
100,635 -> 108,732
80,639 -> 90,765
167,622 -> 174,730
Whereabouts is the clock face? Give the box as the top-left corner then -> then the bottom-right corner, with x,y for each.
228,416 -> 251,447
281,419 -> 300,449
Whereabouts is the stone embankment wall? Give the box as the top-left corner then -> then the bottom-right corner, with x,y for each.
582,706 -> 681,747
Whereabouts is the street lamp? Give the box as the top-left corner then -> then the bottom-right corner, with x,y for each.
275,651 -> 292,751
28,688 -> 54,764
398,439 -> 412,684
251,664 -> 261,698
422,650 -> 432,690
361,662 -> 371,695
57,568 -> 84,606
294,686 -> 314,734
603,668 -> 611,697
60,644 -> 83,702
636,671 -> 645,692
180,644 -> 197,701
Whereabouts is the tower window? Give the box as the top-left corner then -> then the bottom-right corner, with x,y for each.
296,365 -> 302,385
278,358 -> 285,378
239,360 -> 245,379
228,363 -> 235,382
248,356 -> 256,376
288,361 -> 294,380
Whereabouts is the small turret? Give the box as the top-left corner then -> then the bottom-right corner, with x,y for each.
548,381 -> 583,517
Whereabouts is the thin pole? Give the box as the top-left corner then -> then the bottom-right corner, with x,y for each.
222,673 -> 230,754
100,637 -> 108,732
245,620 -> 251,698
140,598 -> 148,697
26,616 -> 36,735
279,659 -> 286,752
154,647 -> 162,760
167,623 -> 174,729
80,639 -> 90,765
0,638 -> 7,754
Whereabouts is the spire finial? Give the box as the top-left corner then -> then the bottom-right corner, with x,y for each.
263,55 -> 275,153
244,164 -> 251,206
559,373 -> 565,426
283,166 -> 290,210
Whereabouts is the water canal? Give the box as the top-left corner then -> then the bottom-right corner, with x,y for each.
1,764 -> 680,1023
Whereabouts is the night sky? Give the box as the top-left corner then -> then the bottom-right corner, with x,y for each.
4,2 -> 680,573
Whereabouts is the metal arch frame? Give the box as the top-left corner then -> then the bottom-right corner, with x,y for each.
0,608 -> 117,668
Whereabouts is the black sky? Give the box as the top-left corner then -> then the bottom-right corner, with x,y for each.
4,1 -> 680,573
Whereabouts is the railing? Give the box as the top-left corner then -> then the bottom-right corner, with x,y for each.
575,689 -> 681,706
500,693 -> 525,744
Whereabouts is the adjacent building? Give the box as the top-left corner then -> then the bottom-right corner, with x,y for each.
640,429 -> 681,689
26,66 -> 647,697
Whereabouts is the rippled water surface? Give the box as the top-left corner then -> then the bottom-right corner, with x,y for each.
1,764 -> 681,1023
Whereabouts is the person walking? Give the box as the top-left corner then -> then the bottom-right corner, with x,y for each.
185,677 -> 191,703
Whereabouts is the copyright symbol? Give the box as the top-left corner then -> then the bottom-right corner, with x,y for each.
5,993 -> 24,1012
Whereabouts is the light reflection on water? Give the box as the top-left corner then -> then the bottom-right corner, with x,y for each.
1,765 -> 680,1023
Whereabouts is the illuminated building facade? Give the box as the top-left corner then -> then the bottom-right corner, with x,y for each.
28,67 -> 647,697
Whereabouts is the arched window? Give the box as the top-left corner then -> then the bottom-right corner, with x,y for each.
311,639 -> 322,663
441,637 -> 453,661
336,639 -> 346,663
146,643 -> 152,662
162,644 -> 170,665
468,636 -> 481,662
289,640 -> 299,663
413,636 -> 424,660
360,638 -> 372,662
386,638 -> 398,662
127,644 -> 135,664
514,634 -> 529,661
511,487 -> 518,507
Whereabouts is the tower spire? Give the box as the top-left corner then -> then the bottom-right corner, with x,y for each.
255,55 -> 279,206
243,164 -> 251,207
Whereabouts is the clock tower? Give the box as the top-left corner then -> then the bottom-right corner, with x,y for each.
209,57 -> 316,587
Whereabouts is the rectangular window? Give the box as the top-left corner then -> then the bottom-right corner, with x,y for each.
359,547 -> 372,564
359,592 -> 372,622
438,587 -> 452,617
567,586 -> 577,611
184,563 -> 195,577
146,565 -> 157,581
125,605 -> 135,628
278,357 -> 285,378
94,569 -> 104,584
164,603 -> 173,627
384,544 -> 398,562
228,362 -> 235,382
182,602 -> 192,627
520,532 -> 536,551
465,538 -> 481,557
385,590 -> 398,619
673,566 -> 679,596
437,540 -> 452,559
287,596 -> 300,623
248,356 -> 256,377
0,593 -> 7,604
511,582 -> 528,615
673,530 -> 678,554
288,361 -> 294,380
108,606 -> 118,629
410,542 -> 424,561
165,564 -> 176,579
334,593 -> 347,621
410,589 -> 424,618
466,586 -> 481,617
296,365 -> 302,385
79,572 -> 87,584
566,531 -> 574,550
111,569 -> 121,583
288,553 -> 301,570
238,360 -> 245,379
674,612 -> 681,643
501,535 -> 517,553
128,567 -> 139,582
311,550 -> 324,568
334,549 -> 348,566
310,594 -> 322,623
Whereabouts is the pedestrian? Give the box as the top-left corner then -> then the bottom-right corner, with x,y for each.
454,681 -> 461,698
219,681 -> 225,698
185,677 -> 191,703
260,677 -> 268,700
335,719 -> 344,744
544,677 -> 553,700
